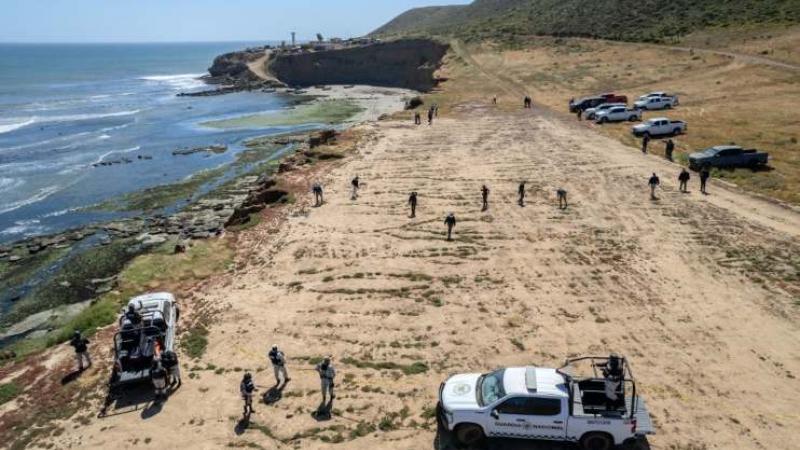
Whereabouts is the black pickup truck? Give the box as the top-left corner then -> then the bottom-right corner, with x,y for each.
688,145 -> 769,170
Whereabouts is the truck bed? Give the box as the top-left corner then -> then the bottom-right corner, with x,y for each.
629,396 -> 654,435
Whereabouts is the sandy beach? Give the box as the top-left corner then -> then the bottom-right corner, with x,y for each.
27,98 -> 800,449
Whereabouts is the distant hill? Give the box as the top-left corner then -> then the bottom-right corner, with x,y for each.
372,0 -> 800,43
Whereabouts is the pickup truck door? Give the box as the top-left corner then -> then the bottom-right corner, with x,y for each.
489,396 -> 567,440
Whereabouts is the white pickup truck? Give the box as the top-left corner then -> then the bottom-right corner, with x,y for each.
584,102 -> 626,121
438,356 -> 653,450
594,106 -> 642,123
632,117 -> 687,137
633,95 -> 677,110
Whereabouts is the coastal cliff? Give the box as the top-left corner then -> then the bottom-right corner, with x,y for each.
266,39 -> 449,92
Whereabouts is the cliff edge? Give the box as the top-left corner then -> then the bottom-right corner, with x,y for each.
266,39 -> 449,92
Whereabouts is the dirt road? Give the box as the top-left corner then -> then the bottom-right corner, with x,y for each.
47,104 -> 800,449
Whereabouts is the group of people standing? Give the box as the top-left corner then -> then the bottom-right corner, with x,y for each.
413,103 -> 439,126
239,345 -> 335,420
648,167 -> 711,200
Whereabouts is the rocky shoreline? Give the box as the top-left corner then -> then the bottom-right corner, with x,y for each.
0,129 -> 339,345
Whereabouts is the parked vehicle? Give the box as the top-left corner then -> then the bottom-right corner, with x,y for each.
584,102 -> 626,121
599,92 -> 628,104
110,292 -> 178,387
633,95 -> 677,110
688,145 -> 769,170
569,96 -> 606,113
632,117 -> 687,137
569,93 -> 628,112
595,106 -> 642,123
438,355 -> 654,449
640,92 -> 680,105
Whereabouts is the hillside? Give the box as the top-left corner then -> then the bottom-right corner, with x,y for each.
373,0 -> 800,42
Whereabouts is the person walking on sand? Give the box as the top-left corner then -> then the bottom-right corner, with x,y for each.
481,185 -> 490,211
518,182 -> 526,206
492,96 -> 497,105
557,188 -> 568,210
642,134 -> 650,154
69,330 -> 91,372
700,166 -> 710,194
414,112 -> 421,125
665,139 -> 675,161
678,169 -> 691,193
648,173 -> 661,200
444,213 -> 457,241
408,192 -> 418,218
351,176 -> 360,200
316,356 -> 336,404
427,106 -> 435,125
312,182 -> 324,206
433,103 -> 439,117
240,372 -> 257,417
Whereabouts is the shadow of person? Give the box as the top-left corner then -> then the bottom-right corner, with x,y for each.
263,383 -> 286,405
60,369 -> 83,386
311,399 -> 333,422
234,415 -> 250,435
140,400 -> 163,420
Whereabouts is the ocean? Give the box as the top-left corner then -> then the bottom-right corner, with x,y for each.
0,42 -> 302,243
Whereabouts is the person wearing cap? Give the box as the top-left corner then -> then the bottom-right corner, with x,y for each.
268,345 -> 290,386
316,356 -> 336,403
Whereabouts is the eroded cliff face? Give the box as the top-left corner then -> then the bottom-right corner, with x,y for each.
207,49 -> 263,82
267,39 -> 449,92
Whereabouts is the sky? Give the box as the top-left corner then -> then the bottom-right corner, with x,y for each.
0,0 -> 472,43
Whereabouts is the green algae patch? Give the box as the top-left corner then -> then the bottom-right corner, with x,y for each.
202,98 -> 364,129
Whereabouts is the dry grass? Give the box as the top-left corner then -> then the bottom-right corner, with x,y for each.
434,33 -> 800,204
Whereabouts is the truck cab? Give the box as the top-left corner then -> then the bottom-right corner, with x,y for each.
438,356 -> 653,450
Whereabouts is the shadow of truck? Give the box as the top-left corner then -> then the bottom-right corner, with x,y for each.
434,423 -> 651,450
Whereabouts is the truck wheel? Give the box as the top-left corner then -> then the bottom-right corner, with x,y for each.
673,128 -> 681,135
580,432 -> 614,450
600,117 -> 608,124
665,104 -> 672,109
628,115 -> 637,122
454,424 -> 485,446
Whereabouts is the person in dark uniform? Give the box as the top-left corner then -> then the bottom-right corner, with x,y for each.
427,106 -> 434,125
312,182 -> 324,206
124,304 -> 142,326
700,166 -> 710,194
665,139 -> 675,161
557,188 -> 568,209
678,169 -> 691,193
351,176 -> 360,200
414,112 -> 421,125
518,182 -> 526,206
240,372 -> 257,418
444,213 -> 456,241
150,360 -> 168,400
481,185 -> 490,211
576,108 -> 583,120
642,134 -> 650,154
408,192 -> 418,218
601,354 -> 624,410
161,350 -> 181,388
69,331 -> 92,371
648,173 -> 661,199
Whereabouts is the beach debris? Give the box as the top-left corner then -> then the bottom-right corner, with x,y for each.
172,144 -> 228,156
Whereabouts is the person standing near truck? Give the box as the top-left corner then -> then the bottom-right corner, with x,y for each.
665,139 -> 675,161
678,169 -> 691,193
150,360 -> 169,400
700,166 -> 710,194
642,135 -> 650,154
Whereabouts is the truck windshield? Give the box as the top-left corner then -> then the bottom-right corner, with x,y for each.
477,369 -> 506,406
